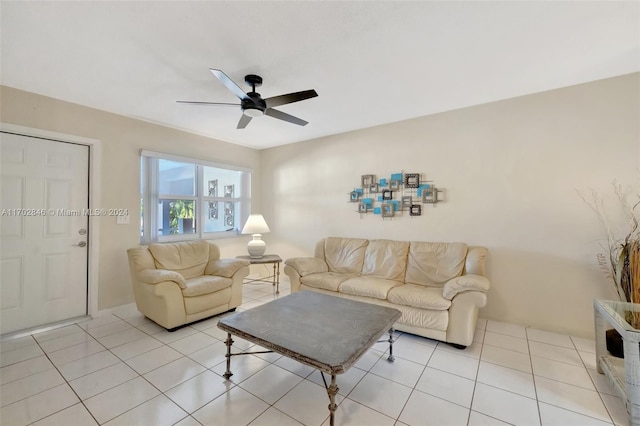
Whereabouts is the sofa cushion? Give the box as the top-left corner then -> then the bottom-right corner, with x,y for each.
387,284 -> 451,310
405,242 -> 467,288
362,239 -> 410,281
149,240 -> 209,280
324,237 -> 369,274
301,272 -> 355,292
184,287 -> 231,315
339,276 -> 403,300
182,275 -> 232,297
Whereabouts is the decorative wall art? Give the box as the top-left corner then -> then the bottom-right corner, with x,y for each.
208,180 -> 218,196
224,184 -> 234,227
208,180 -> 218,219
208,202 -> 218,219
224,202 -> 234,227
348,172 -> 443,219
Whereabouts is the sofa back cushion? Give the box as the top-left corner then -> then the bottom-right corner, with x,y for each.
362,239 -> 410,281
149,240 -> 209,279
405,242 -> 467,287
324,237 -> 369,274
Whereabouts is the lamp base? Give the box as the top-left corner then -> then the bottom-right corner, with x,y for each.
247,234 -> 266,258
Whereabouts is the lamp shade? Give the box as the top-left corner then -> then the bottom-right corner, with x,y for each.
241,214 -> 270,235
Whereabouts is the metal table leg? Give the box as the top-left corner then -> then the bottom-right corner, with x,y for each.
328,374 -> 338,426
387,328 -> 395,362
223,332 -> 234,379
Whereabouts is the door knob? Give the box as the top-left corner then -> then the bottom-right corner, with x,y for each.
73,241 -> 87,247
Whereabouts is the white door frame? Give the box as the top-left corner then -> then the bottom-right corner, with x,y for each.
0,123 -> 101,319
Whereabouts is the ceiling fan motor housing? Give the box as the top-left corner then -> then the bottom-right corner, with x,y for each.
242,94 -> 266,117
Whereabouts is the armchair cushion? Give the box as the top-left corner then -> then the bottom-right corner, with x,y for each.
149,240 -> 209,279
137,269 -> 186,289
442,274 -> 490,300
182,275 -> 232,297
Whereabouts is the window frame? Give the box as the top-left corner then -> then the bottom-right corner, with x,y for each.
140,150 -> 251,244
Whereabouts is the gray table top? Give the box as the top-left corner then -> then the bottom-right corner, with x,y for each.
218,291 -> 401,374
236,254 -> 282,264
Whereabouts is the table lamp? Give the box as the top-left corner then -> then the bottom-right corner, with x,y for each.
241,214 -> 270,258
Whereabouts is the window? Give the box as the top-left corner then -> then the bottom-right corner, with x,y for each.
140,150 -> 251,243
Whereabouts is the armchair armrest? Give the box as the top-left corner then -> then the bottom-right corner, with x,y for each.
205,259 -> 250,278
284,257 -> 329,277
443,274 -> 490,301
137,269 -> 186,289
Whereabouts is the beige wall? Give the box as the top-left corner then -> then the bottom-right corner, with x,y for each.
1,86 -> 259,310
260,73 -> 640,338
2,74 -> 639,337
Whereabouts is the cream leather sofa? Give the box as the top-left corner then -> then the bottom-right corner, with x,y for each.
127,240 -> 250,330
284,237 -> 489,348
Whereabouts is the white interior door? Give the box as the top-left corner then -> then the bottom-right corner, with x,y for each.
1,132 -> 89,334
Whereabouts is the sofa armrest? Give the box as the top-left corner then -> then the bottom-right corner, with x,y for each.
205,259 -> 250,278
443,274 -> 490,300
137,269 -> 186,289
284,257 -> 329,277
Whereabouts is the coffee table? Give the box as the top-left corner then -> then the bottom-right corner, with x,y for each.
217,291 -> 402,426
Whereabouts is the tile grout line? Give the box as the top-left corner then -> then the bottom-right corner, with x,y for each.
466,324 -> 486,425
34,330 -> 103,426
392,337 -> 438,425
574,334 -> 619,425
526,326 -> 544,426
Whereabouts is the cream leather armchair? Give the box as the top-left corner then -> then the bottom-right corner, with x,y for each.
127,240 -> 250,330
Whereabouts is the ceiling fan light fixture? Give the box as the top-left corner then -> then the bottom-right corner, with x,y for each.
243,106 -> 264,118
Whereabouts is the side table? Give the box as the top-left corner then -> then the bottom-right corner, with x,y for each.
593,299 -> 640,426
236,254 -> 282,294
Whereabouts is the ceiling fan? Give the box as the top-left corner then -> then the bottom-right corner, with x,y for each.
177,69 -> 318,129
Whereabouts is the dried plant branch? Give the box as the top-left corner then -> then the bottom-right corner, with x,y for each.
631,241 -> 640,304
578,181 -> 640,304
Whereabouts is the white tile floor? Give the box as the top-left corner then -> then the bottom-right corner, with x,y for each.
0,281 -> 631,426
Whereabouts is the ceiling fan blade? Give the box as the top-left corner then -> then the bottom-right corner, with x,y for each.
265,108 -> 309,126
237,114 -> 252,129
176,101 -> 239,106
264,89 -> 318,108
210,69 -> 249,101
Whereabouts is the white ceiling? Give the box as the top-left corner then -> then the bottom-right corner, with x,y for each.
1,1 -> 639,150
